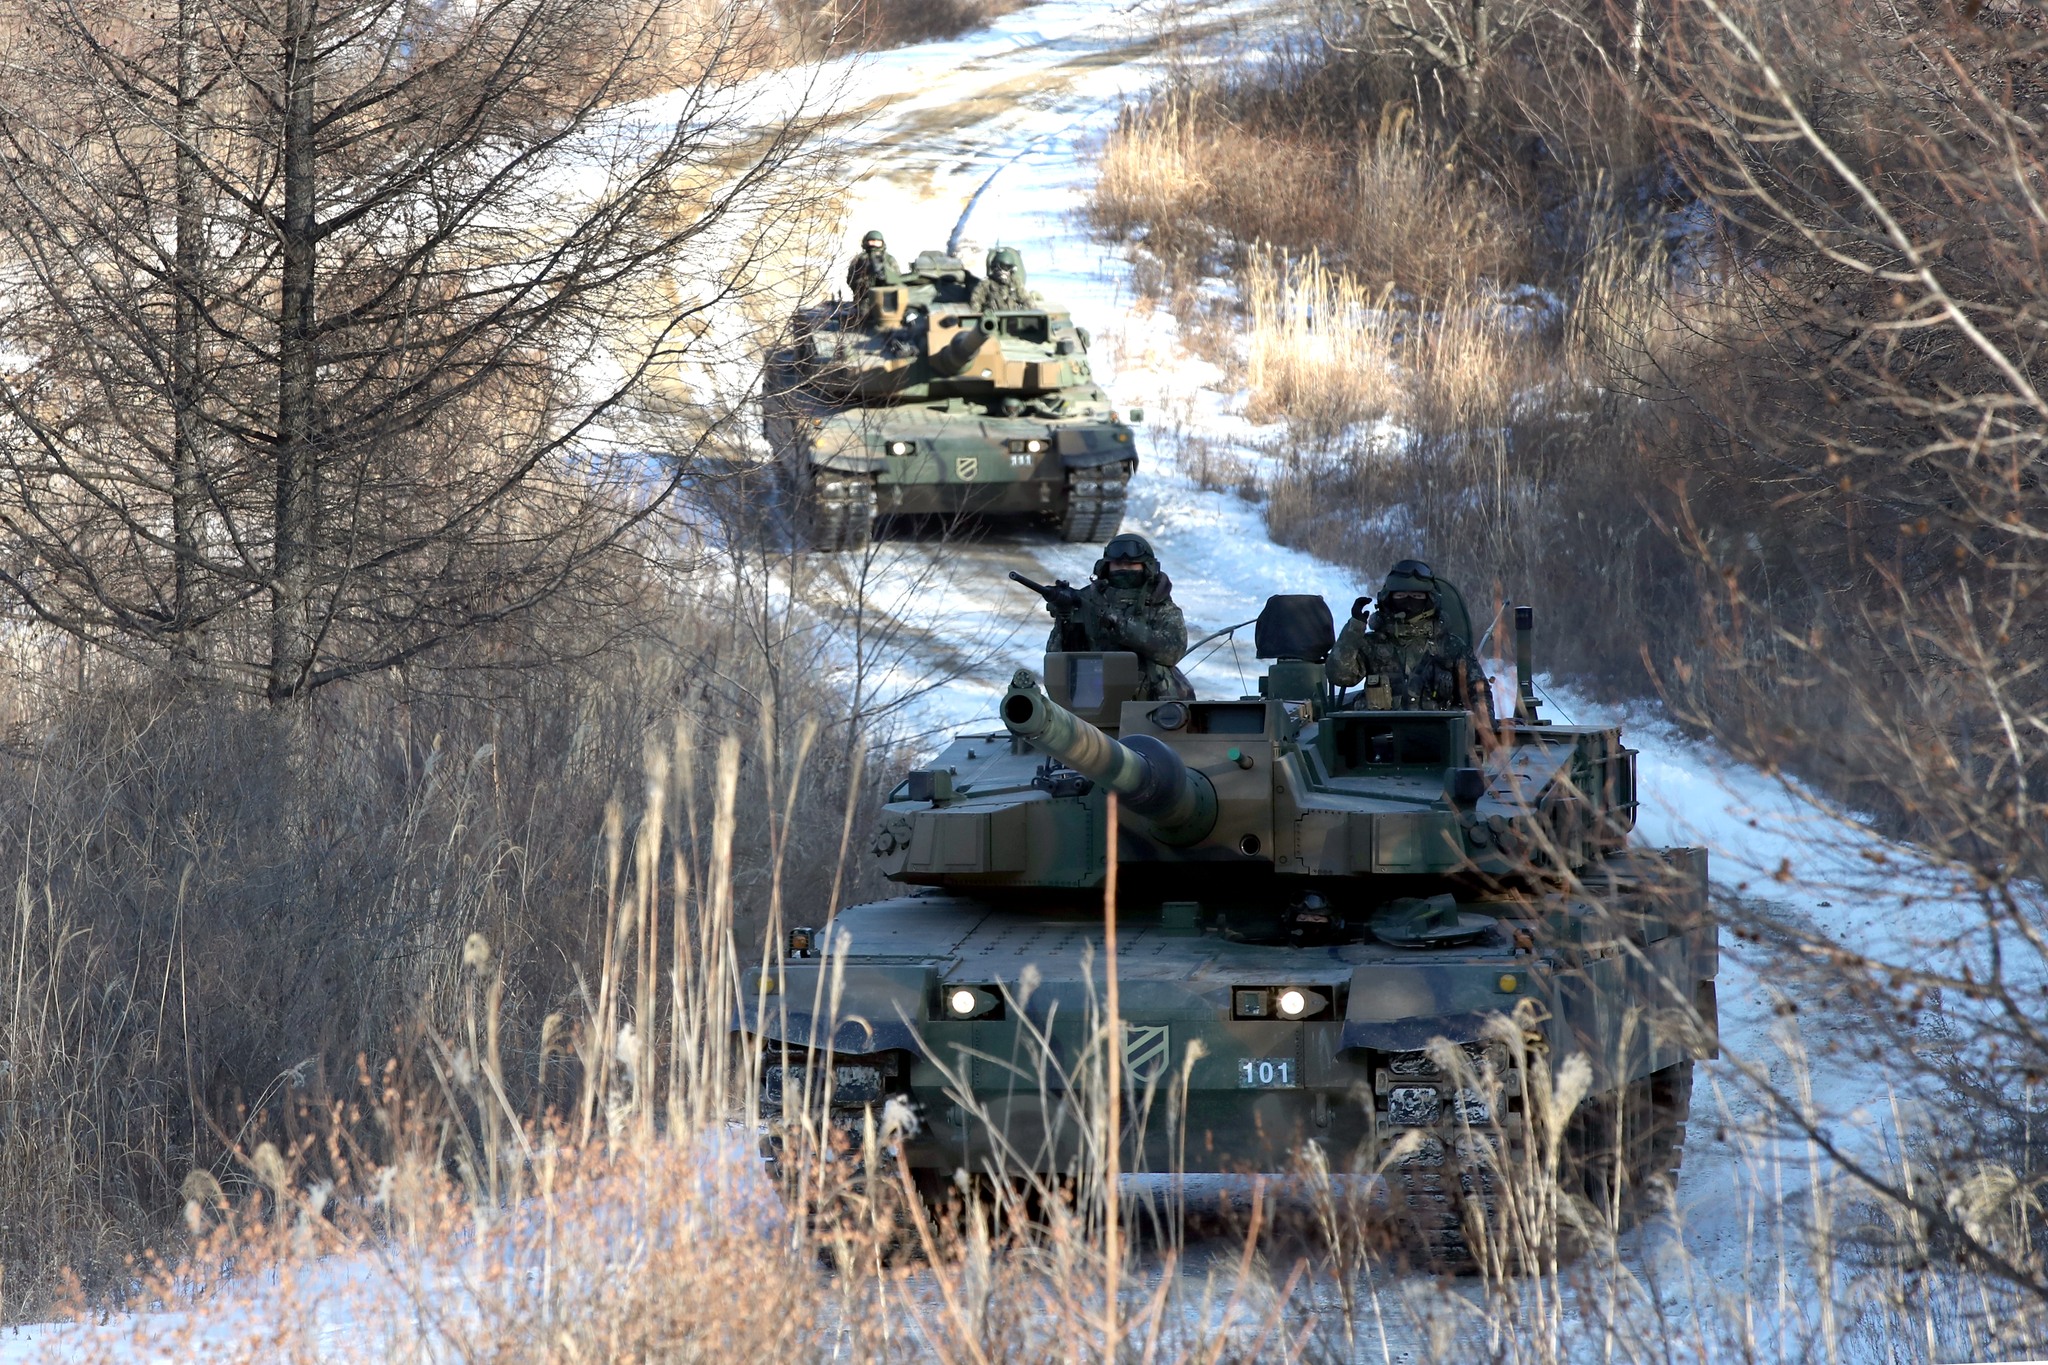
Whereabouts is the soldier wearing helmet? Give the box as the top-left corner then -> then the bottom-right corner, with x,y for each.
845,229 -> 901,325
1043,533 -> 1193,700
1326,558 -> 1494,725
971,247 -> 1040,313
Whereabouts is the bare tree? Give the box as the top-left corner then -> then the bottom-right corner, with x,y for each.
0,0 -> 823,699
1608,0 -> 2048,1306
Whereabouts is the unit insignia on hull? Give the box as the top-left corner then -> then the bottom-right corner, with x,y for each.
1122,1023 -> 1172,1085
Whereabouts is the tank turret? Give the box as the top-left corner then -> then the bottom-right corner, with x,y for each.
744,593 -> 1719,1268
799,291 -> 1096,404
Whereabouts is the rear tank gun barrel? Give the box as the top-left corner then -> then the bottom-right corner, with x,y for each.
1000,671 -> 1217,846
929,319 -> 988,377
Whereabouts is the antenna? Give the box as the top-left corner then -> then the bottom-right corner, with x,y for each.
1514,605 -> 1542,723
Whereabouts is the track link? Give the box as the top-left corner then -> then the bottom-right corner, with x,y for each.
1377,1050 -> 1692,1271
810,471 -> 876,552
1059,462 -> 1130,542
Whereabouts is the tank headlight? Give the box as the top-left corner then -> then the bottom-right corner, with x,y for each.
942,985 -> 999,1019
1275,987 -> 1329,1020
1026,438 -> 1047,453
886,440 -> 915,456
1234,986 -> 1330,1020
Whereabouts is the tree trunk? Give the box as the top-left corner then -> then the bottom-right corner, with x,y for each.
173,0 -> 204,671
1465,0 -> 1490,129
271,0 -> 319,702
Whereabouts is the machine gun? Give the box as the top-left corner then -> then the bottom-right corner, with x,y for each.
1007,570 -> 1084,616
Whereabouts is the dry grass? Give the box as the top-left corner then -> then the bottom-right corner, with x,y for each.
0,557 -> 904,1319
1095,91 -> 1353,275
11,734 -> 2047,1362
1242,251 -> 1401,436
773,0 -> 1025,57
1092,47 -> 1538,295
1086,24 -> 1714,686
1347,130 -> 1528,296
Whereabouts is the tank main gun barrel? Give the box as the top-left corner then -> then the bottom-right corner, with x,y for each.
1000,671 -> 1218,846
929,320 -> 988,377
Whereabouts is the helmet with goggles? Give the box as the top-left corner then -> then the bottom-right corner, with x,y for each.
1094,532 -> 1159,587
1373,557 -> 1476,642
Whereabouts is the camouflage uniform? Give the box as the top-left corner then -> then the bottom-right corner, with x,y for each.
970,247 -> 1041,313
1326,562 -> 1494,725
846,231 -> 902,324
1044,533 -> 1193,701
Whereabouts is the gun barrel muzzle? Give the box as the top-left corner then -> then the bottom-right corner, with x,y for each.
930,321 -> 989,377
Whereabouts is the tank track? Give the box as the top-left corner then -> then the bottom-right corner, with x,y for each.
1059,463 -> 1130,542
1376,1051 -> 1692,1269
810,471 -> 876,552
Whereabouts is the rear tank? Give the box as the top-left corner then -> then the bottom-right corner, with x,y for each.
742,595 -> 1718,1263
765,250 -> 1138,550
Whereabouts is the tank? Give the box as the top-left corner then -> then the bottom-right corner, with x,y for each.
764,250 -> 1139,550
743,594 -> 1719,1263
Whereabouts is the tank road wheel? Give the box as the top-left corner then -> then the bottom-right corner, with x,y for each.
808,471 -> 876,552
1059,462 -> 1130,542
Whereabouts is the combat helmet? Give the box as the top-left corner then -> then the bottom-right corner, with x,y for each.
1094,531 -> 1159,580
987,246 -> 1023,281
1376,558 -> 1475,644
860,229 -> 887,251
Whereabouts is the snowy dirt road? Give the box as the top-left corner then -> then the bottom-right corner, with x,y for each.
741,0 -> 1325,735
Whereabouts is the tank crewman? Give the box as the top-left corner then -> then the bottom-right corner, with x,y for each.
1043,533 -> 1194,700
970,247 -> 1041,313
1325,558 -> 1495,725
845,229 -> 901,324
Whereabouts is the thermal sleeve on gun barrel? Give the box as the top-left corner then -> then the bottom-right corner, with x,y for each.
999,672 -> 1217,845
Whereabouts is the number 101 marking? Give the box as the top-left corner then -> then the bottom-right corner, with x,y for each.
1238,1057 -> 1297,1088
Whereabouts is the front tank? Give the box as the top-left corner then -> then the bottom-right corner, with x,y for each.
741,596 -> 1719,1263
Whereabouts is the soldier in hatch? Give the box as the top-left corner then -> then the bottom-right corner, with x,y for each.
1326,558 -> 1494,725
845,229 -> 900,324
1042,533 -> 1193,700
971,247 -> 1041,313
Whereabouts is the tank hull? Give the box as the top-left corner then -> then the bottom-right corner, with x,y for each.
744,869 -> 1713,1183
765,363 -> 1135,545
